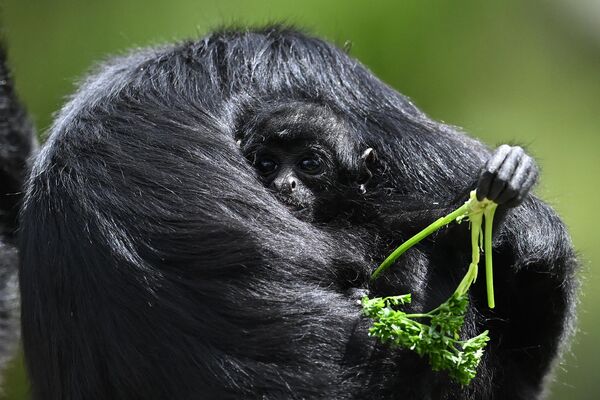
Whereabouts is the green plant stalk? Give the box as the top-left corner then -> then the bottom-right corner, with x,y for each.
371,202 -> 471,281
454,211 -> 482,297
483,204 -> 498,308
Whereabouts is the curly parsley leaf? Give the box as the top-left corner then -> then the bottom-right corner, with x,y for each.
362,293 -> 489,385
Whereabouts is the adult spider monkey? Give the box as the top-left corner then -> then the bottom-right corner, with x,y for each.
5,27 -> 577,399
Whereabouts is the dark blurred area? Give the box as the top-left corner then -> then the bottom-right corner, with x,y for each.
0,0 -> 598,398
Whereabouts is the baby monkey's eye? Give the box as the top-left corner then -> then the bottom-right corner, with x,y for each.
255,158 -> 278,175
298,157 -> 322,174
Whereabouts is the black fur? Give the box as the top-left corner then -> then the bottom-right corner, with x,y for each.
18,26 -> 577,399
0,44 -> 35,378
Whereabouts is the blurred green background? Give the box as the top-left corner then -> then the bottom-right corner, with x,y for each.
1,0 -> 598,398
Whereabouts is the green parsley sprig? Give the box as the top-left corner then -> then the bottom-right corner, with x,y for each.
362,191 -> 498,385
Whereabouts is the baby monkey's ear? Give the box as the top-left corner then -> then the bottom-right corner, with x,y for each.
357,148 -> 377,193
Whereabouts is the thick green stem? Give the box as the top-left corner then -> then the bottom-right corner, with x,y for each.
405,313 -> 433,319
370,202 -> 470,281
455,212 -> 482,296
483,204 -> 498,308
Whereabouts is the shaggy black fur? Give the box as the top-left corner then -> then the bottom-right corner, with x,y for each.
18,27 -> 577,399
0,45 -> 35,378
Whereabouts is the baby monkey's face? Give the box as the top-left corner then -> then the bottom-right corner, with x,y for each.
248,139 -> 338,214
239,101 -> 375,222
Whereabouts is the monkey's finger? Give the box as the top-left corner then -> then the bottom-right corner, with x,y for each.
487,144 -> 513,173
487,146 -> 524,201
504,164 -> 538,207
519,163 -> 539,197
521,157 -> 539,193
476,144 -> 512,200
495,154 -> 531,205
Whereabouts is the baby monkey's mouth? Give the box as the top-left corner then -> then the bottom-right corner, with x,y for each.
276,195 -> 309,211
274,193 -> 316,220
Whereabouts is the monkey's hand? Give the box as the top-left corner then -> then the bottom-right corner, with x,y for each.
476,145 -> 538,207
